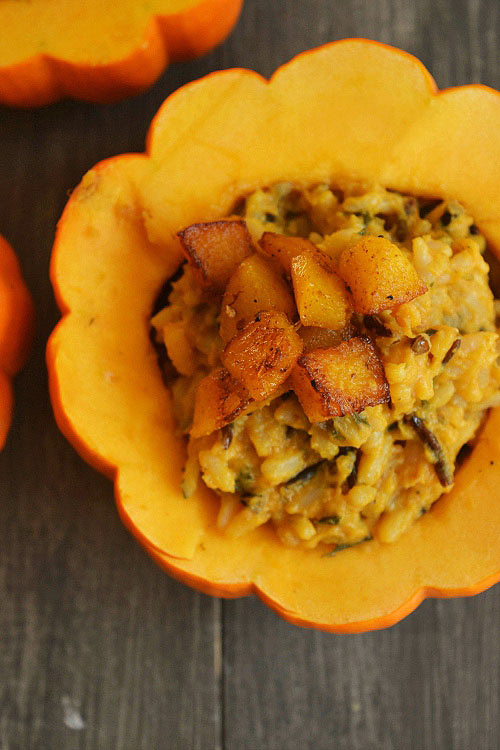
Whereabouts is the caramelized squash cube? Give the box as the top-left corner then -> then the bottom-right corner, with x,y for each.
259,232 -> 318,275
290,336 -> 390,422
222,311 -> 303,400
220,254 -> 296,342
291,249 -> 352,330
178,219 -> 253,291
191,368 -> 252,438
338,236 -> 427,314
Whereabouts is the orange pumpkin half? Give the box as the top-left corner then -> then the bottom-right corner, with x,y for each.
47,39 -> 500,632
0,0 -> 243,107
0,235 -> 34,447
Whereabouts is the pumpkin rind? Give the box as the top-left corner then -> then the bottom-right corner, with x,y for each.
0,236 -> 34,448
0,0 -> 243,107
47,39 -> 500,632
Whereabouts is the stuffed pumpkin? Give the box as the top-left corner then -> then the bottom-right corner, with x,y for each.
48,40 -> 500,632
0,0 -> 243,107
0,236 -> 34,447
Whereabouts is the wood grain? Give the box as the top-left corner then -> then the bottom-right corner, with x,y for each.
0,1 -> 499,748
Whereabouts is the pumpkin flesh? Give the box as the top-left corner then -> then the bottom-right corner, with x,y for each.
48,40 -> 500,632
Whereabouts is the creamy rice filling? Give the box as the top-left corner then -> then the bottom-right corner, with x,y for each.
152,183 -> 500,552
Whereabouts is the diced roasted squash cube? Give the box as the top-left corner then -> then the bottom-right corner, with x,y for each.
220,254 -> 296,342
338,236 -> 427,314
222,311 -> 303,400
162,321 -> 195,376
191,368 -> 252,438
258,232 -> 318,275
299,324 -> 355,353
291,248 -> 352,330
178,219 -> 254,291
290,336 -> 390,422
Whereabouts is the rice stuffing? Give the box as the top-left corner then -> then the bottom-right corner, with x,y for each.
151,183 -> 500,553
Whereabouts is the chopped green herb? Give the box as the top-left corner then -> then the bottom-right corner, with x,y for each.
325,535 -> 373,556
235,468 -> 256,495
317,515 -> 340,525
352,412 -> 369,427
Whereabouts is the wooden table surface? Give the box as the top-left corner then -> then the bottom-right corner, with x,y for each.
1,1 -> 500,748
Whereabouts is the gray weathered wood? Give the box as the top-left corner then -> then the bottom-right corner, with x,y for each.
0,1 -> 499,748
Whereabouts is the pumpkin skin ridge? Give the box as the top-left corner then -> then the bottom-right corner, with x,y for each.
46,339 -> 117,481
141,542 -> 500,634
0,236 -> 34,448
0,0 -> 243,107
47,39 -> 500,632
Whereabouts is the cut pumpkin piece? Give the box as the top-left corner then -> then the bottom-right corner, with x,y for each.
222,311 -> 302,400
191,368 -> 252,438
291,336 -> 390,422
220,253 -> 296,342
0,0 -> 244,107
338,236 -> 427,314
0,234 -> 34,449
258,232 -> 318,275
291,248 -> 352,329
178,219 -> 254,292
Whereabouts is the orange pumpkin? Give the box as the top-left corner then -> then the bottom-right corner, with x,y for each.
0,235 -> 34,447
47,39 -> 500,632
0,0 -> 243,107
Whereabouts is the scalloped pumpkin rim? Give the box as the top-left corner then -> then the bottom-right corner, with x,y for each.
0,0 -> 243,107
47,38 -> 500,633
143,533 -> 500,633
